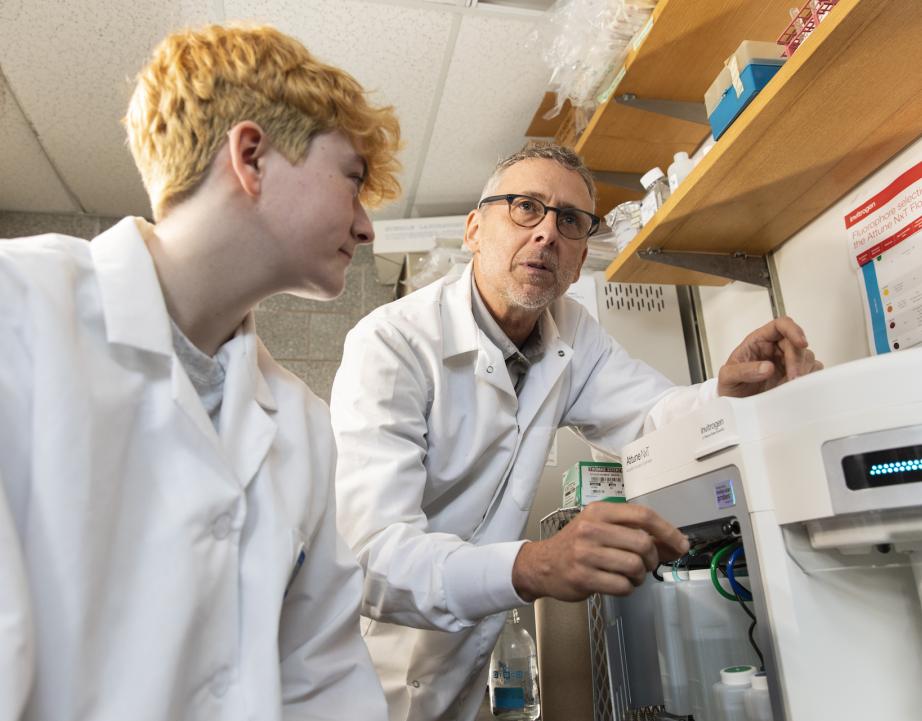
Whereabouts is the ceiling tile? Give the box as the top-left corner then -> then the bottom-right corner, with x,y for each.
0,67 -> 80,214
224,0 -> 458,219
0,0 -> 215,218
413,12 -> 549,211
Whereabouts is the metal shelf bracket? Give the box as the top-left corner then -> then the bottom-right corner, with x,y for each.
591,170 -> 644,192
616,93 -> 709,125
638,249 -> 771,287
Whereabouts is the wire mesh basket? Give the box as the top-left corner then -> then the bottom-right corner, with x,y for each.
539,508 -> 688,721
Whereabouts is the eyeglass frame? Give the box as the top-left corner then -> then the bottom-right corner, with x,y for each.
477,193 -> 602,240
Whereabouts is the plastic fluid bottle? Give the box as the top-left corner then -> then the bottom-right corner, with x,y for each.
712,665 -> 756,721
743,671 -> 774,721
675,570 -> 760,721
667,151 -> 694,192
651,577 -> 692,716
639,167 -> 670,226
489,609 -> 540,721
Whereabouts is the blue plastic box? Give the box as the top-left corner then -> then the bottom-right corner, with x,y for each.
707,62 -> 783,140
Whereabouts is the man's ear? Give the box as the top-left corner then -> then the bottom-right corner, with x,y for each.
463,209 -> 481,254
227,121 -> 269,199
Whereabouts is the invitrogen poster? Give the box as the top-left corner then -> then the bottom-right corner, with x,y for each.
845,161 -> 922,354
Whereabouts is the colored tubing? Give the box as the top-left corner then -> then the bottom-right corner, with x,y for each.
710,543 -> 739,601
726,546 -> 753,602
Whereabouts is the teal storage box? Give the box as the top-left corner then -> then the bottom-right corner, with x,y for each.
704,41 -> 786,141
707,62 -> 783,140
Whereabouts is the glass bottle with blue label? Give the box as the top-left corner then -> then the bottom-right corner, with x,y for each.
489,609 -> 540,720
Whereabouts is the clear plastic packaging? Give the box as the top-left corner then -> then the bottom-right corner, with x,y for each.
605,200 -> 642,252
404,239 -> 471,293
533,0 -> 659,130
489,610 -> 540,721
639,167 -> 670,226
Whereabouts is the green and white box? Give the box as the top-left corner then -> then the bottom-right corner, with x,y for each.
562,461 -> 625,508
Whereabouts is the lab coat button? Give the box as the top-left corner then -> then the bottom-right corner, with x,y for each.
486,365 -> 494,373
410,680 -> 420,688
212,514 -> 232,540
558,350 -> 565,357
210,668 -> 232,697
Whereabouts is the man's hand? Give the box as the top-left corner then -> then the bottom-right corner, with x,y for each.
718,316 -> 823,398
511,502 -> 689,602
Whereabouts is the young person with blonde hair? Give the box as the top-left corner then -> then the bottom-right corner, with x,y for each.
0,24 -> 398,721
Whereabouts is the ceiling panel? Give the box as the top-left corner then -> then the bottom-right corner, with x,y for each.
412,12 -> 549,215
0,67 -> 80,214
0,0 -> 214,218
225,0 -> 457,219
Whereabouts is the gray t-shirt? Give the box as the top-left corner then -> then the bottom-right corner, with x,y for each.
470,276 -> 543,395
170,318 -> 225,429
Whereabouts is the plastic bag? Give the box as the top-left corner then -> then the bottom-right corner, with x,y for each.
533,0 -> 658,132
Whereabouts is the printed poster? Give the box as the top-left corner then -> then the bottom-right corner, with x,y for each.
845,161 -> 922,354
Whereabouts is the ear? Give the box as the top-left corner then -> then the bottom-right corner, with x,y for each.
226,121 -> 269,199
463,209 -> 481,254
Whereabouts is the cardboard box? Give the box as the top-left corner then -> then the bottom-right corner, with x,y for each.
562,461 -> 625,508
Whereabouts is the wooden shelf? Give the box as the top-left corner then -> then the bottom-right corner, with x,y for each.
556,0 -> 795,215
605,0 -> 922,285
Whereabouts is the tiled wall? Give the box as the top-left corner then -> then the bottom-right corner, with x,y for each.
0,210 -> 395,401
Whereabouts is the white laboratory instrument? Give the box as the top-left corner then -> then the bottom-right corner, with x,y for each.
617,348 -> 922,721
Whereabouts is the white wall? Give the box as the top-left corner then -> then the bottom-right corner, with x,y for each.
699,135 -> 922,370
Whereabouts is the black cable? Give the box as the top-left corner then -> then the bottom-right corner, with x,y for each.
718,564 -> 764,669
652,564 -> 664,582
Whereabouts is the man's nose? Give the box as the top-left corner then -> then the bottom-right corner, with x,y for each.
529,211 -> 560,244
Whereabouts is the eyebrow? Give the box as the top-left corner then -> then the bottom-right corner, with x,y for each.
519,190 -> 582,211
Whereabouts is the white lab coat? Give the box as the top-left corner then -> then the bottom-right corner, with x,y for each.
0,218 -> 387,721
331,263 -> 715,721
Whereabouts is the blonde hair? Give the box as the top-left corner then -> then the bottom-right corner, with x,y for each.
125,24 -> 401,219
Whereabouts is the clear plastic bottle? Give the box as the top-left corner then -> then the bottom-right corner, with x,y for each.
743,671 -> 774,721
639,167 -> 670,226
712,665 -> 756,721
488,610 -> 540,721
667,151 -> 694,192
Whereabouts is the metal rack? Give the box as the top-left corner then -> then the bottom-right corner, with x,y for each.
539,509 -> 684,721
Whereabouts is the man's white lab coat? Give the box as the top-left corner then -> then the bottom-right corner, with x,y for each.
0,218 -> 387,721
332,263 -> 714,721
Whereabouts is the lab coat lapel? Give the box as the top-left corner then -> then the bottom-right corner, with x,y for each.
441,263 -> 516,398
91,218 -> 225,454
515,309 -> 572,431
217,316 -> 277,489
89,217 -> 173,356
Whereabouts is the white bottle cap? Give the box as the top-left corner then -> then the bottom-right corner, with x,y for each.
640,167 -> 665,189
750,671 -> 768,691
720,665 -> 757,686
673,151 -> 690,162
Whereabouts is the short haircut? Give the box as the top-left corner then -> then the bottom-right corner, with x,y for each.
125,24 -> 401,220
479,141 -> 597,207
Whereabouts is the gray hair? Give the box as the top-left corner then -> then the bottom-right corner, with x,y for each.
479,142 -> 597,206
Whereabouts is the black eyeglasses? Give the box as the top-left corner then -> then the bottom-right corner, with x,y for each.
478,194 -> 601,240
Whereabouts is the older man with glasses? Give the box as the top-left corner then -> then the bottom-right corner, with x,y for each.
330,142 -> 821,721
